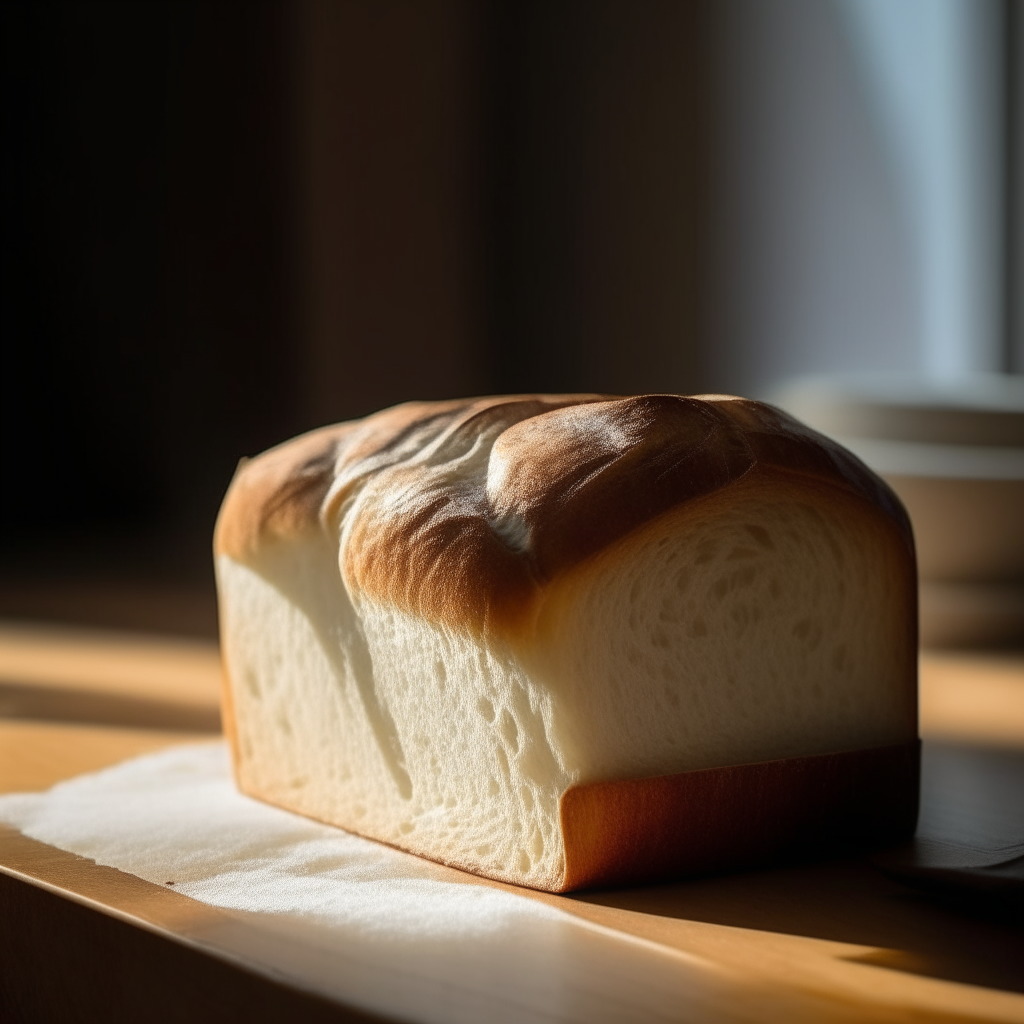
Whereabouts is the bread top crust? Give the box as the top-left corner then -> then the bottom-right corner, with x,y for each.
214,394 -> 913,636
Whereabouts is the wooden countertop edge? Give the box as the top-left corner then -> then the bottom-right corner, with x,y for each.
0,825 -> 387,1023
5,821 -> 1022,1023
0,823 -> 390,1019
0,823 -> 272,975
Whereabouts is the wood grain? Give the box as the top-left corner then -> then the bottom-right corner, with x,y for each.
919,651 -> 1024,747
0,621 -> 221,731
0,719 -> 214,794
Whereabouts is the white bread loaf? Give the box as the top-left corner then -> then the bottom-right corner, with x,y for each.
215,394 -> 919,892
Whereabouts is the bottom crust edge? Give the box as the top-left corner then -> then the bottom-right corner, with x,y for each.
557,740 -> 921,892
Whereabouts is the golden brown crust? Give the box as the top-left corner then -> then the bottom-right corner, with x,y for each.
214,422 -> 357,562
557,741 -> 920,891
215,394 -> 914,636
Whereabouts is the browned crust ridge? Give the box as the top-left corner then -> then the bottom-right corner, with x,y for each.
557,741 -> 921,892
214,393 -> 913,637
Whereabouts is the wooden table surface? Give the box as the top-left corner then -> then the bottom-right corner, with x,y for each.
1,620 -> 1023,1023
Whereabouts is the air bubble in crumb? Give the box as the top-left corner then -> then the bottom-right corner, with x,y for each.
500,710 -> 519,752
531,830 -> 544,858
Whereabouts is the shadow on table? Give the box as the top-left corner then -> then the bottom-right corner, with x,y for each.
570,742 -> 1024,994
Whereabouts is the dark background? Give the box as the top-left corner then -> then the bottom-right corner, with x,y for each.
6,1 -> 1015,638
1,0 -> 716,635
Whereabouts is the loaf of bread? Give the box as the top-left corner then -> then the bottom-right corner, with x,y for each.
215,394 -> 919,892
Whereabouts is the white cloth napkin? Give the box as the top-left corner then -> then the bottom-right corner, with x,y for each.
0,743 -> 753,1024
